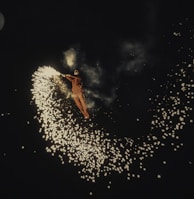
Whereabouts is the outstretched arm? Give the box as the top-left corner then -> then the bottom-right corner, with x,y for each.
61,74 -> 73,82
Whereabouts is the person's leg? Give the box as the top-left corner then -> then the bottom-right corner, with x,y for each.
72,94 -> 85,116
78,94 -> 90,119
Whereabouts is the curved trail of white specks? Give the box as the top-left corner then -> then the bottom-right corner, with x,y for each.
31,62 -> 194,182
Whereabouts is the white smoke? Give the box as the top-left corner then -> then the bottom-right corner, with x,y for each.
85,89 -> 117,109
61,42 -> 149,109
80,63 -> 117,108
117,41 -> 147,74
80,63 -> 103,87
62,48 -> 77,68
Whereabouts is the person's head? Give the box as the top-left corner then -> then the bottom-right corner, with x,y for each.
74,69 -> 79,76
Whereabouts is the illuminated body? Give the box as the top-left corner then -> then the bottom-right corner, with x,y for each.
62,70 -> 90,119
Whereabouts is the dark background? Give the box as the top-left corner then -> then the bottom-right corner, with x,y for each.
1,0 -> 194,198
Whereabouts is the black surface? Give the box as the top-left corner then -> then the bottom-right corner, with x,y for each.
1,1 -> 194,198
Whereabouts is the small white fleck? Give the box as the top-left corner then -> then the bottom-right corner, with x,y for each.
89,192 -> 93,195
157,174 -> 161,179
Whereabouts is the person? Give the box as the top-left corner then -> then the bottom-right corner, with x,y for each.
62,69 -> 90,119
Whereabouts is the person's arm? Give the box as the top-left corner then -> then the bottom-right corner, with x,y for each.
61,74 -> 73,82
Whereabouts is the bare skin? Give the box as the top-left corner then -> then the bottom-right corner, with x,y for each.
62,70 -> 90,119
